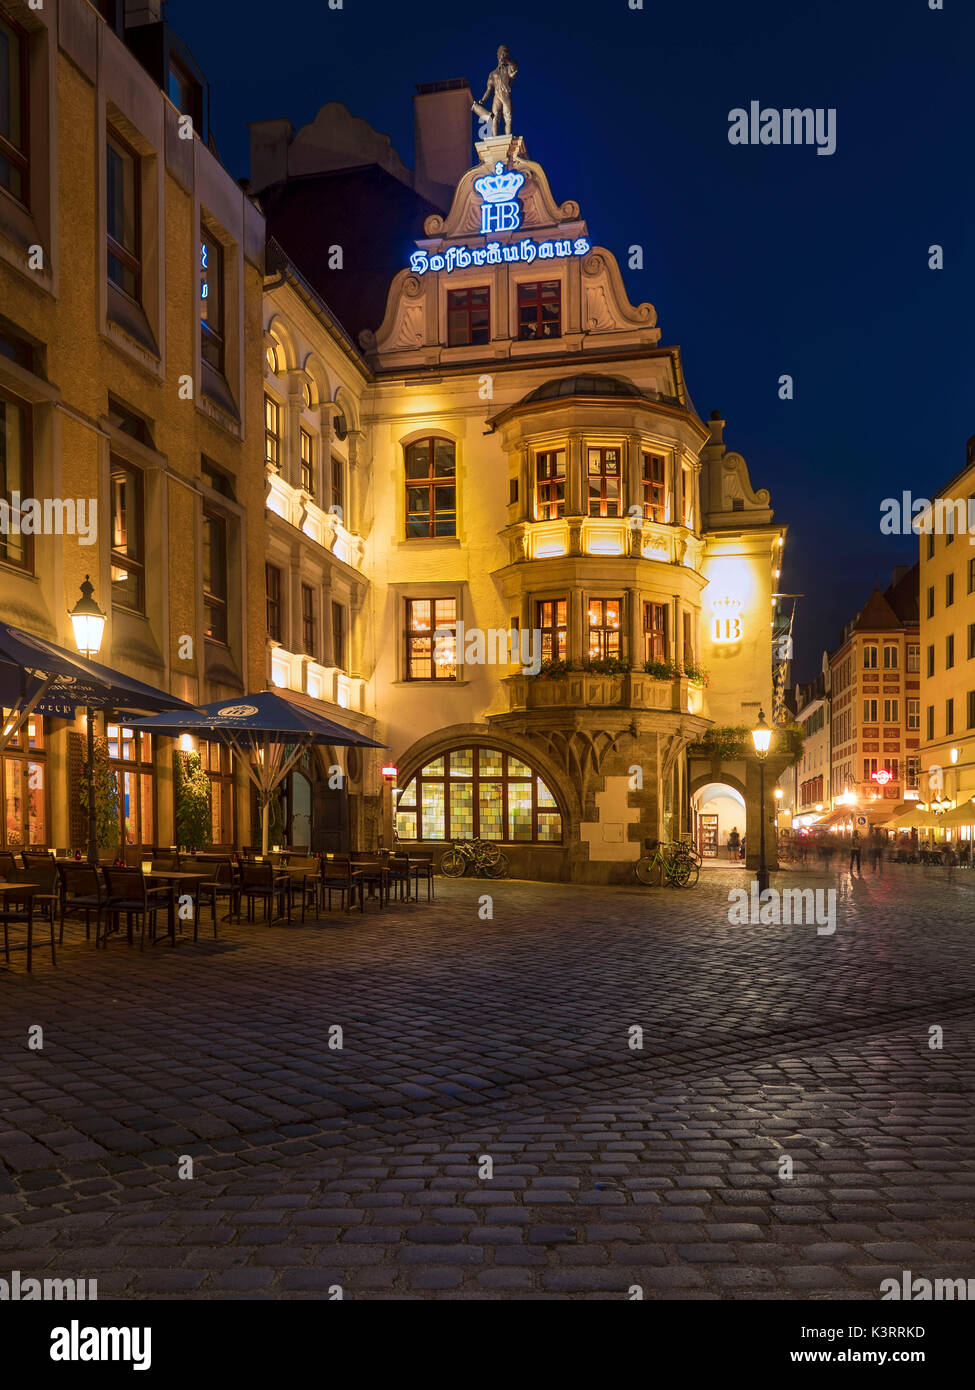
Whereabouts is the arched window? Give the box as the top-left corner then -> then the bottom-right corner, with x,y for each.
396,747 -> 562,843
405,437 -> 456,537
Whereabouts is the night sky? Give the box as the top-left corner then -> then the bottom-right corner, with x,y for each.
167,0 -> 974,681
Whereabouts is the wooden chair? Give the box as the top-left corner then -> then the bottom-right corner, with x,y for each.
197,858 -> 238,932
100,867 -> 172,950
320,857 -> 363,914
22,849 -> 55,870
286,857 -> 320,923
239,862 -> 290,923
0,850 -> 18,878
1,865 -> 58,971
57,862 -> 106,944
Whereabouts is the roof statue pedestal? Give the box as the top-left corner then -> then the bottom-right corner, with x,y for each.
475,134 -> 527,169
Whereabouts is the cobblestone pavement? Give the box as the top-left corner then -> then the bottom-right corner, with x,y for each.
1,864 -> 973,1299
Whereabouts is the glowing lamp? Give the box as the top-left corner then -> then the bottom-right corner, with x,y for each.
69,576 -> 106,658
751,709 -> 772,759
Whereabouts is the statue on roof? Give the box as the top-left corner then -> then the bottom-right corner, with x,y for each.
472,45 -> 518,137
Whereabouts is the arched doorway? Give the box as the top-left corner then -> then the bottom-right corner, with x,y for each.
692,781 -> 746,863
250,747 -> 351,852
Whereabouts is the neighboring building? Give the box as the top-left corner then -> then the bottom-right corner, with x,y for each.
793,660 -> 831,825
249,103 -> 788,880
0,0 -> 265,852
828,567 -> 920,820
918,434 -> 975,813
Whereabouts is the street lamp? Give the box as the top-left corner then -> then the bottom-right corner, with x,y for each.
752,708 -> 772,894
69,576 -> 106,864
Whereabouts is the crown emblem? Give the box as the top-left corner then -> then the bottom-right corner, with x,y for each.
711,596 -> 742,612
474,161 -> 525,204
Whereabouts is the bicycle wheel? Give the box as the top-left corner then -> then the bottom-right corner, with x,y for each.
477,841 -> 502,865
484,853 -> 509,879
680,861 -> 700,888
666,858 -> 691,887
635,855 -> 661,886
440,849 -> 467,877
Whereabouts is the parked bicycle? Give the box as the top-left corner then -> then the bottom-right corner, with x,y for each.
440,838 -> 510,879
635,839 -> 700,888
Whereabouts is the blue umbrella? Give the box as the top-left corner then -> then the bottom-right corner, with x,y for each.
126,691 -> 386,852
0,618 -> 195,754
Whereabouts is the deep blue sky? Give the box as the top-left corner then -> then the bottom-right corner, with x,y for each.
168,0 -> 973,681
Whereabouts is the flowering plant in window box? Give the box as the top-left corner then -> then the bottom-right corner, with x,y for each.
533,658 -> 575,680
585,657 -> 631,676
682,662 -> 711,688
643,659 -> 681,681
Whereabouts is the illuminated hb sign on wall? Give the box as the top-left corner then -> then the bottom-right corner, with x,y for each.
408,161 -> 590,277
711,596 -> 742,643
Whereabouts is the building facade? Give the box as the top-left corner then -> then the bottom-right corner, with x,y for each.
251,108 -> 789,881
0,0 -> 265,853
918,435 -> 975,815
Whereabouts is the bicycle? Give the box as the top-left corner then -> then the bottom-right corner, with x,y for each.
635,840 -> 699,888
440,838 -> 510,879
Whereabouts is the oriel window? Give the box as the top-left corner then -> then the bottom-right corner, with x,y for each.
405,438 -> 456,537
106,130 -> 141,301
588,598 -> 622,660
202,510 -> 228,643
536,599 -> 567,663
200,229 -> 225,372
0,11 -> 29,205
644,602 -> 667,664
109,459 -> 144,612
642,452 -> 665,522
587,447 -> 621,518
406,598 -> 457,681
518,281 -> 561,340
534,449 -> 565,521
447,286 -> 490,346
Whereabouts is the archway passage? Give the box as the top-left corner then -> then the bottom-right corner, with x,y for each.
692,781 -> 746,864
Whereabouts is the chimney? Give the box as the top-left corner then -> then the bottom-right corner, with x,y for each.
249,119 -> 295,195
413,80 -> 474,211
706,409 -> 726,450
124,0 -> 163,25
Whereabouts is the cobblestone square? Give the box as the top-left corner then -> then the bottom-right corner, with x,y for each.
1,865 -> 973,1300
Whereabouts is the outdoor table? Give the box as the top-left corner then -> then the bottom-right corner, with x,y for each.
0,883 -> 41,970
351,859 -> 390,907
402,856 -> 435,902
142,870 -> 213,943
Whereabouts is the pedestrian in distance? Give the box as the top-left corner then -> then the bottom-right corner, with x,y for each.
869,827 -> 884,875
727,827 -> 740,862
849,828 -> 862,876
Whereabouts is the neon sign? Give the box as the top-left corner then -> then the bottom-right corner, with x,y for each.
871,769 -> 892,786
408,161 -> 590,276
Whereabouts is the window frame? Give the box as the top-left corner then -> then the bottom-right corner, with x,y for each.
405,596 -> 457,682
446,285 -> 490,347
200,226 -> 225,373
586,446 -> 622,519
587,597 -> 623,660
106,126 -> 142,303
0,9 -> 29,207
331,600 -> 347,672
534,448 -> 566,521
108,457 -> 145,614
301,582 -> 316,657
404,437 -> 456,539
536,598 -> 567,663
265,562 -> 282,643
264,394 -> 281,471
0,384 -> 33,574
395,746 -> 564,845
202,509 -> 229,644
299,427 -> 315,495
643,601 -> 668,664
516,280 -> 562,341
641,452 -> 665,522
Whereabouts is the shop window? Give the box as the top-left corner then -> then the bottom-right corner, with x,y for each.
0,387 -> 31,572
265,563 -> 282,643
109,459 -> 144,612
587,447 -> 621,518
405,438 -> 456,537
106,723 -> 154,849
405,597 -> 456,681
517,281 -> 561,340
534,449 -> 565,520
642,452 -> 665,522
0,11 -> 29,206
0,716 -> 45,847
447,286 -> 490,346
588,598 -> 622,660
644,602 -> 667,664
106,129 -> 141,301
202,510 -> 228,642
536,599 -> 567,662
395,746 -> 562,844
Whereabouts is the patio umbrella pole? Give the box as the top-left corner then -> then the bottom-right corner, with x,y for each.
0,675 -> 55,756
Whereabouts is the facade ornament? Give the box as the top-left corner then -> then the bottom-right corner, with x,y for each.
472,45 -> 518,136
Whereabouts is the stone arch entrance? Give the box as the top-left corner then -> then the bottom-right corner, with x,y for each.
690,776 -> 747,863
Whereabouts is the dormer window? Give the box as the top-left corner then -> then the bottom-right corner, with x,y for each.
447,287 -> 490,346
518,281 -> 561,340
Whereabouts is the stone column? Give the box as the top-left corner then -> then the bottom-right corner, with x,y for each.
566,432 -> 584,517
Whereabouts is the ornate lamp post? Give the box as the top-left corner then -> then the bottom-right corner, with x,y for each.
69,576 -> 106,864
752,708 -> 772,894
